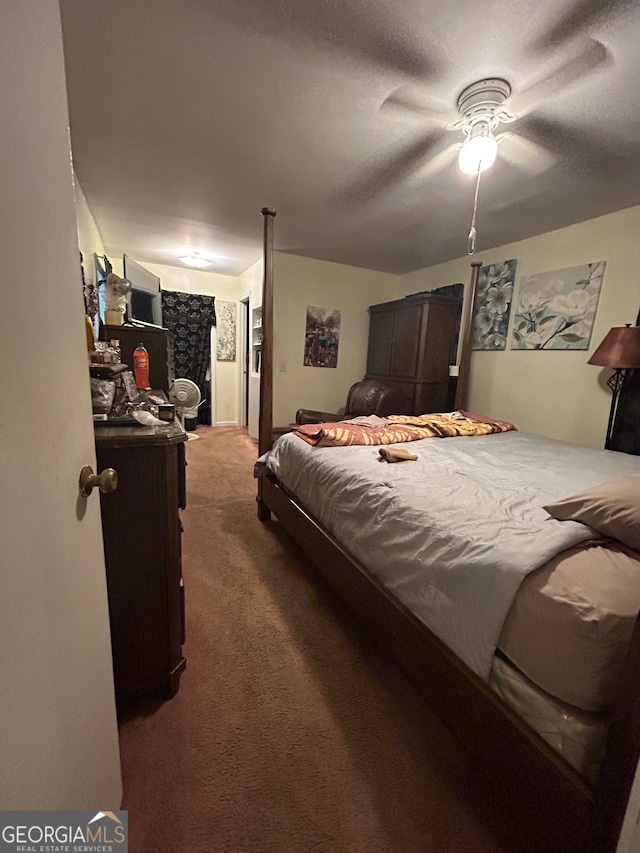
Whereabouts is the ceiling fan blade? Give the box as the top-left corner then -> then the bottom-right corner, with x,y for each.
496,132 -> 556,174
332,132 -> 443,205
506,38 -> 611,118
418,143 -> 461,180
530,0 -> 636,53
380,86 -> 458,128
521,114 -> 636,180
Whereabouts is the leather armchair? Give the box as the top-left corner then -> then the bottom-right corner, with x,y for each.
296,378 -> 413,425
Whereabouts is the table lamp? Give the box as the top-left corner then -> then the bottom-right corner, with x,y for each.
588,324 -> 640,449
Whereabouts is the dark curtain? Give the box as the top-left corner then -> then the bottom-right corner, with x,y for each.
161,291 -> 217,424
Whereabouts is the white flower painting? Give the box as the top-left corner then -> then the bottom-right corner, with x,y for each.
472,260 -> 517,350
216,301 -> 237,361
510,261 -> 605,350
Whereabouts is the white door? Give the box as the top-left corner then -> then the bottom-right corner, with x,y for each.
0,1 -> 121,809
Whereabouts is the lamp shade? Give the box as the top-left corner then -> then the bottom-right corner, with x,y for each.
588,325 -> 640,369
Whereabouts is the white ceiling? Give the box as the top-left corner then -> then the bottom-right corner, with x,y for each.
59,0 -> 640,277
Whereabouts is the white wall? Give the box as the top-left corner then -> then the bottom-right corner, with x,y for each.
399,205 -> 640,448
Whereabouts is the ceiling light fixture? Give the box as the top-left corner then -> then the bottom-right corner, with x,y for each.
458,124 -> 498,175
179,251 -> 214,268
455,79 -> 512,254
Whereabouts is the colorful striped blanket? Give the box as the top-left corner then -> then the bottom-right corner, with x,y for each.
293,411 -> 516,447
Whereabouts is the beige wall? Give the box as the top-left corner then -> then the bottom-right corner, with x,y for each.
71,191 -> 245,424
74,175 -> 107,278
73,194 -> 243,424
271,253 -> 399,427
399,206 -> 640,449
144,263 -> 241,425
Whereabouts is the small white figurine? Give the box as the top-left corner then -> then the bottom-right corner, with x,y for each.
103,273 -> 131,324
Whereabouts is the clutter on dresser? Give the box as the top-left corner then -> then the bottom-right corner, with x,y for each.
88,345 -> 170,426
89,339 -> 123,366
91,379 -> 174,426
86,311 -> 176,425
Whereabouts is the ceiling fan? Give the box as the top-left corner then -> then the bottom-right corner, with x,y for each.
372,36 -> 613,254
380,37 -> 611,181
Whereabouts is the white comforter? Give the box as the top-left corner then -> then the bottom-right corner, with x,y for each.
261,431 -> 640,679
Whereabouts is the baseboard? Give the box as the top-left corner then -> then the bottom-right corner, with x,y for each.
214,420 -> 239,426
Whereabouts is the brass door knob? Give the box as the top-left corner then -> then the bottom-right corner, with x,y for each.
79,465 -> 118,498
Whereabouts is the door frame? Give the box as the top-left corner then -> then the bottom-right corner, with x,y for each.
237,293 -> 250,428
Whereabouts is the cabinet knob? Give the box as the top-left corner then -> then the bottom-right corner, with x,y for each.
79,465 -> 118,498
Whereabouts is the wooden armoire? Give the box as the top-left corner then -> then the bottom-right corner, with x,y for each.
365,292 -> 462,415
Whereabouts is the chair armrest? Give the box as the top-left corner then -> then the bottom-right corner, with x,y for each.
295,408 -> 342,425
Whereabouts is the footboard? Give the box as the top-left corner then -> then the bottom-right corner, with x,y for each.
259,473 -> 640,853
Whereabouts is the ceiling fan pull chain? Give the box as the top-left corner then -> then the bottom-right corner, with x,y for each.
468,227 -> 477,256
467,167 -> 482,255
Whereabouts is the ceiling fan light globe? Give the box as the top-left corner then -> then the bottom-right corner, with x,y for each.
179,252 -> 214,268
458,135 -> 498,174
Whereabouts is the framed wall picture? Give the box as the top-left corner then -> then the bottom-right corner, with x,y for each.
216,300 -> 237,361
304,306 -> 341,368
510,261 -> 605,350
471,260 -> 517,350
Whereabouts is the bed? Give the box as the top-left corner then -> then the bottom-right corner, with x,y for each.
255,209 -> 640,853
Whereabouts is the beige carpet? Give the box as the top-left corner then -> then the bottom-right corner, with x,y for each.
118,426 -> 541,853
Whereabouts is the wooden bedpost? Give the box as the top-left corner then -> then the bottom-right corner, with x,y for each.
454,261 -> 481,411
257,206 -> 276,520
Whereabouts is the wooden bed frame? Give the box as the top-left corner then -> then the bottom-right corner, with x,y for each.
255,208 -> 640,853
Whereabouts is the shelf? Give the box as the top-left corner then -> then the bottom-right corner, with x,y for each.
251,306 -> 263,374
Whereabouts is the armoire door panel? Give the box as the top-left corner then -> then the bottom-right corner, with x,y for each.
367,310 -> 395,375
390,306 -> 421,377
420,303 -> 458,382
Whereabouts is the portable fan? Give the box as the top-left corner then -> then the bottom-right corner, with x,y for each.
169,378 -> 202,436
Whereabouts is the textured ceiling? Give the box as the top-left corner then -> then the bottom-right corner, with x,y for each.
59,0 -> 640,277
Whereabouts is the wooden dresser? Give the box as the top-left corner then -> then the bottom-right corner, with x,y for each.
94,420 -> 187,709
366,292 -> 462,414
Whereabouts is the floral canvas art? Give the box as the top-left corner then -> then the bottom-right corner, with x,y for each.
510,261 -> 605,350
472,260 -> 517,350
216,300 -> 236,361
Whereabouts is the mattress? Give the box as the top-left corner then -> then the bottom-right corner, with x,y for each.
489,653 -> 608,783
498,541 -> 640,712
261,430 -> 640,680
259,428 -> 640,779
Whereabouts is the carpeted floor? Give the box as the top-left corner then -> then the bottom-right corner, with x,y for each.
118,426 -> 541,853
